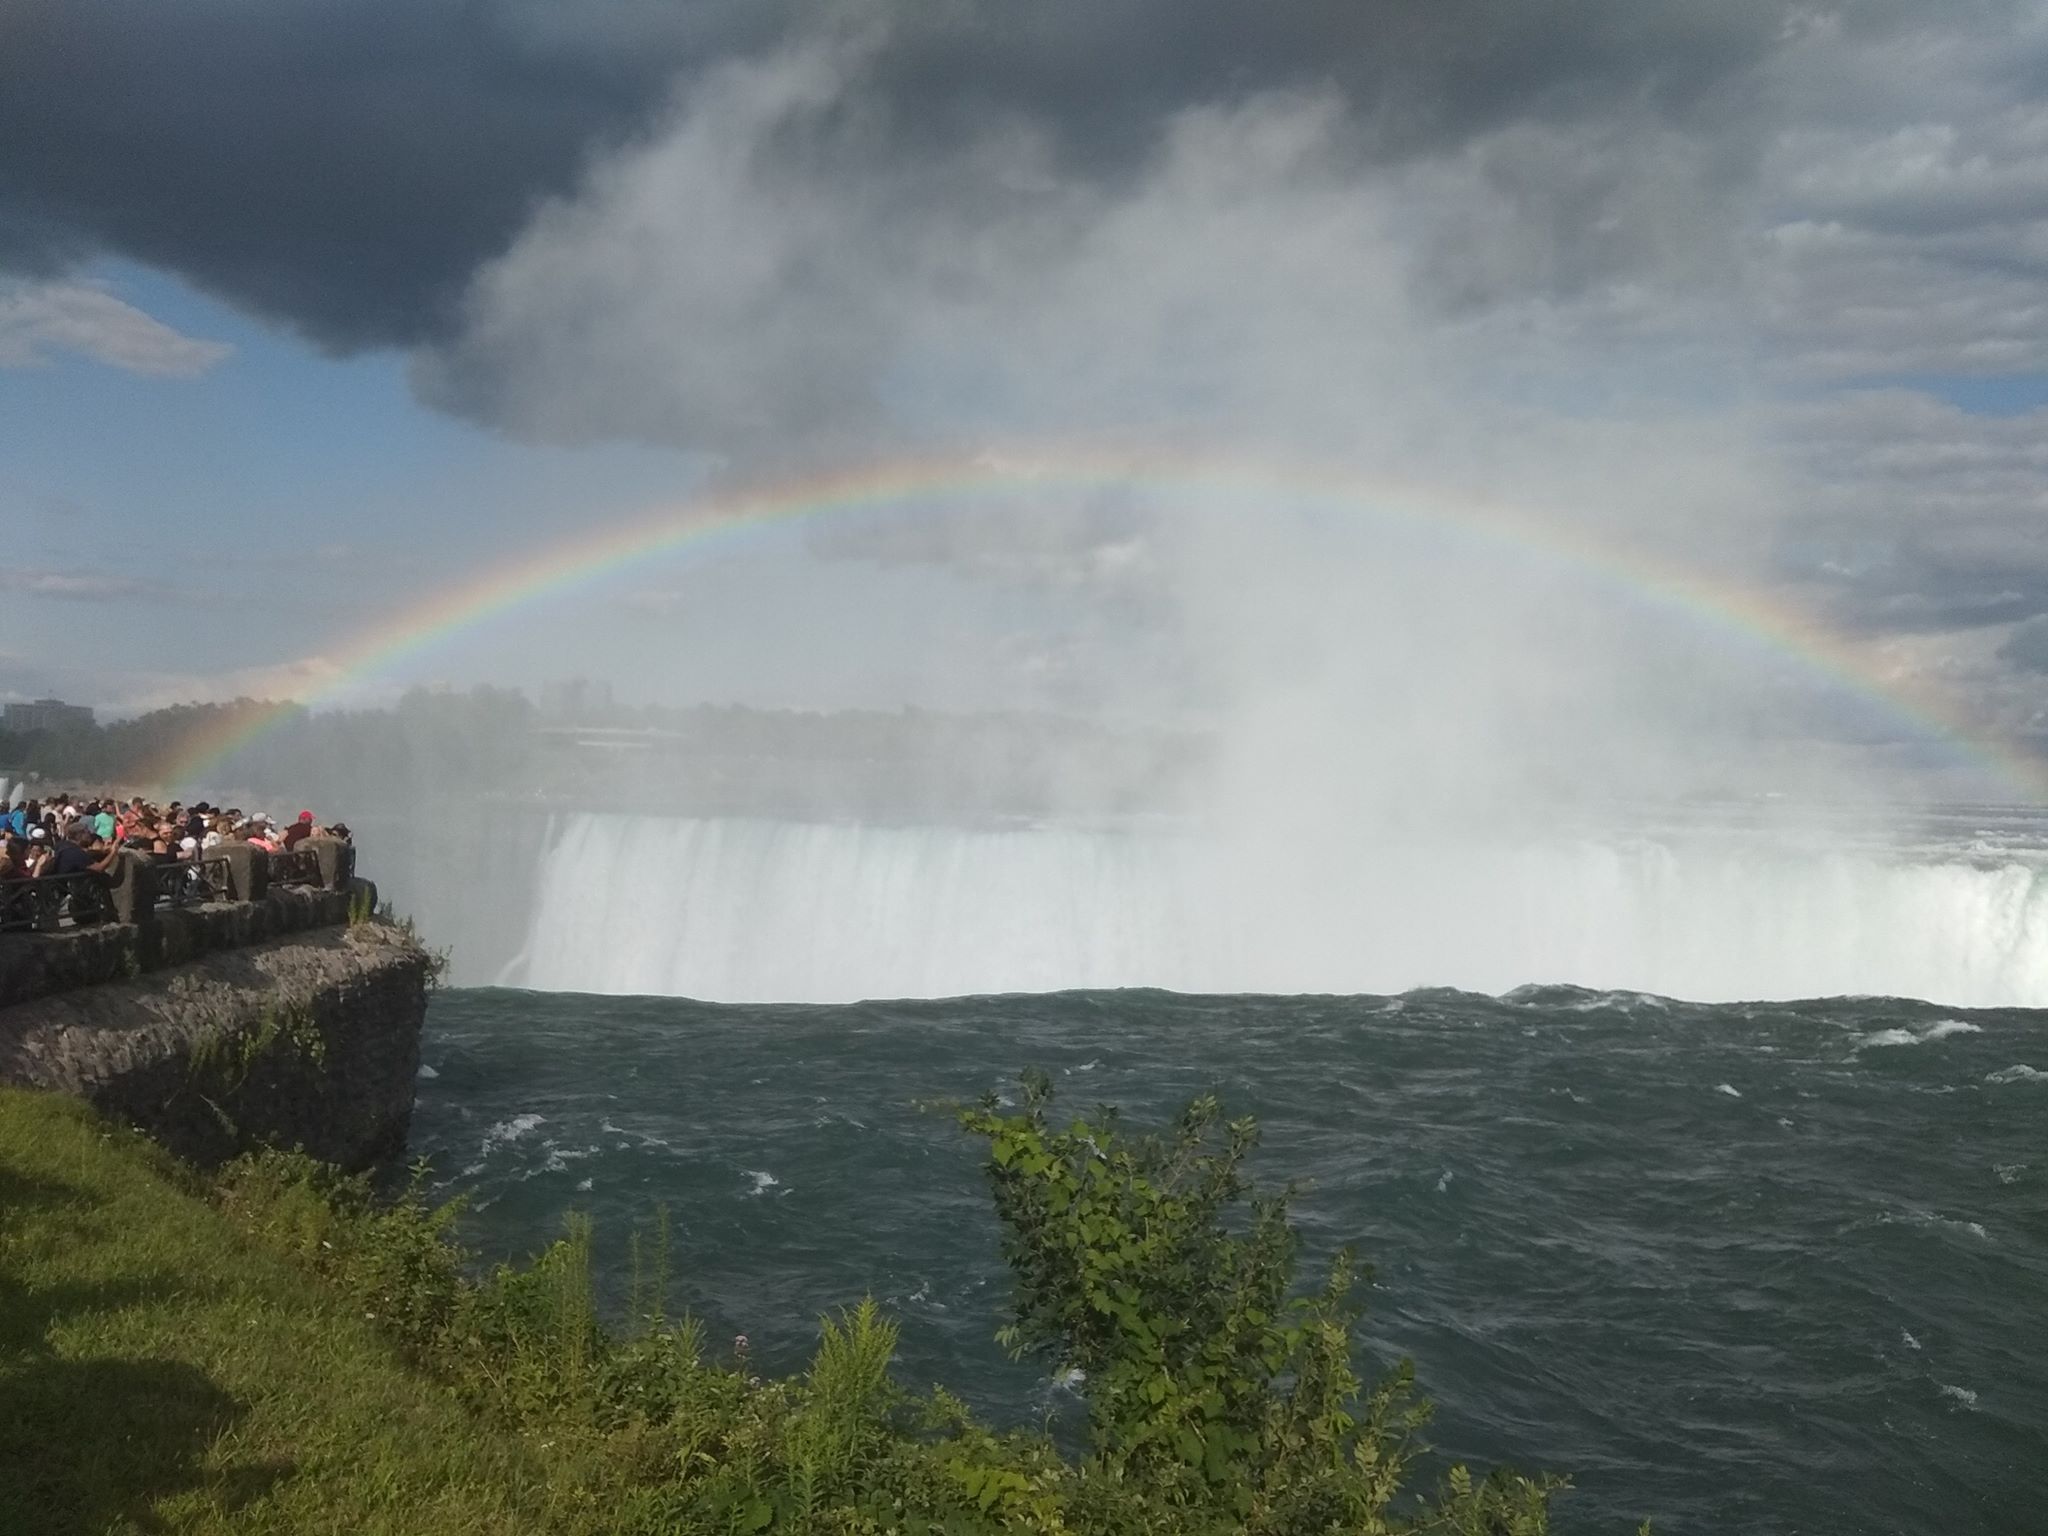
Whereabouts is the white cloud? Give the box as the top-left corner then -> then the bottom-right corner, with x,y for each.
0,279 -> 233,377
0,567 -> 167,602
1751,13 -> 2048,377
396,8 -> 2048,790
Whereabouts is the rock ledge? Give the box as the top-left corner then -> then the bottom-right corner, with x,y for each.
0,920 -> 431,1170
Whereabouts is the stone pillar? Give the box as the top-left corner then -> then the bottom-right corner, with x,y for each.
106,851 -> 157,926
301,836 -> 356,891
212,843 -> 267,903
344,876 -> 379,917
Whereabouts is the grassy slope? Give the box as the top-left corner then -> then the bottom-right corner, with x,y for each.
0,1088 -> 551,1536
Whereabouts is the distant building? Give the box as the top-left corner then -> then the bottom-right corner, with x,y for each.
539,678 -> 616,723
2,698 -> 96,733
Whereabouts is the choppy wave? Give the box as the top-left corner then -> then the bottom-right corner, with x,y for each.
1856,1019 -> 1984,1049
1986,1064 -> 2046,1083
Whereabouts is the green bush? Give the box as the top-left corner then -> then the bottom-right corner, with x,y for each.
960,1072 -> 1558,1534
196,1079 -> 1576,1534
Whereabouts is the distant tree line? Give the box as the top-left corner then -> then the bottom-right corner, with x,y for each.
0,699 -> 298,788
2,686 -> 1209,819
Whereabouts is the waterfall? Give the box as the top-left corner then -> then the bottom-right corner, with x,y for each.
506,813 -> 2048,1007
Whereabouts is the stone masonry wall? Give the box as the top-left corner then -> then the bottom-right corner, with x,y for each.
0,920 -> 431,1171
0,883 -> 369,1011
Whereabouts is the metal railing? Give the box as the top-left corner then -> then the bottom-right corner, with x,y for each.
0,872 -> 114,934
199,854 -> 236,901
0,844 -> 345,934
140,855 -> 223,911
268,848 -> 323,887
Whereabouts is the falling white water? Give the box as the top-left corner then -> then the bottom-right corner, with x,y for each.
509,814 -> 2048,1006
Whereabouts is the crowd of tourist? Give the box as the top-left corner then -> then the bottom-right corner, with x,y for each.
0,793 -> 351,887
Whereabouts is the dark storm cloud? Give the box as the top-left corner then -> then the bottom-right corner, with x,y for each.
858,0 -> 1794,165
0,0 -> 748,347
1776,392 -> 2048,635
1,0 -> 1802,349
1998,615 -> 2048,672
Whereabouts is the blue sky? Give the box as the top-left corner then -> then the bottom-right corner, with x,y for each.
1,263 -> 1110,716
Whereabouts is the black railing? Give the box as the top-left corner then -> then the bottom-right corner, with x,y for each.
1,843 -> 345,935
140,855 -> 220,911
199,854 -> 236,901
0,873 -> 113,934
268,848 -> 322,887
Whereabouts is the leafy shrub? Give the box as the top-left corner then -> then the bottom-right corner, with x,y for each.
960,1071 -> 1559,1533
214,1150 -> 469,1355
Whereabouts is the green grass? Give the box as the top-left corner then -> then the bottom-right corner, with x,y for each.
0,1088 -> 553,1536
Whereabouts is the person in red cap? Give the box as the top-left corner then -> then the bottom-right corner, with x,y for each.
280,809 -> 318,850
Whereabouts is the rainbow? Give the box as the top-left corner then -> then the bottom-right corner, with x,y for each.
154,445 -> 2046,800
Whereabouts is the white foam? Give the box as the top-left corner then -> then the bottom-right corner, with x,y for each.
479,1113 -> 545,1156
1920,1019 -> 1982,1041
1994,1163 -> 2026,1184
1856,1019 -> 1983,1050
1554,989 -> 1671,1013
1897,1208 -> 1993,1242
744,1169 -> 780,1197
1901,1329 -> 1921,1351
1987,1065 -> 2046,1083
1939,1383 -> 1979,1409
1858,1028 -> 1919,1048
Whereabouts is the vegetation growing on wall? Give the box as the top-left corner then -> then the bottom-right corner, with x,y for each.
186,997 -> 329,1092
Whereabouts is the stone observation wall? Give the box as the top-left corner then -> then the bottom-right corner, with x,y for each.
0,841 -> 433,1170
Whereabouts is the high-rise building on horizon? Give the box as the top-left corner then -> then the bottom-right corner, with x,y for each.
2,698 -> 96,733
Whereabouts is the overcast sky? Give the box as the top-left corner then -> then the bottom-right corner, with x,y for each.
3,0 -> 2047,796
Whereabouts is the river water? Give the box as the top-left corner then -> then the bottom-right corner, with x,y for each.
410,982 -> 2047,1534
